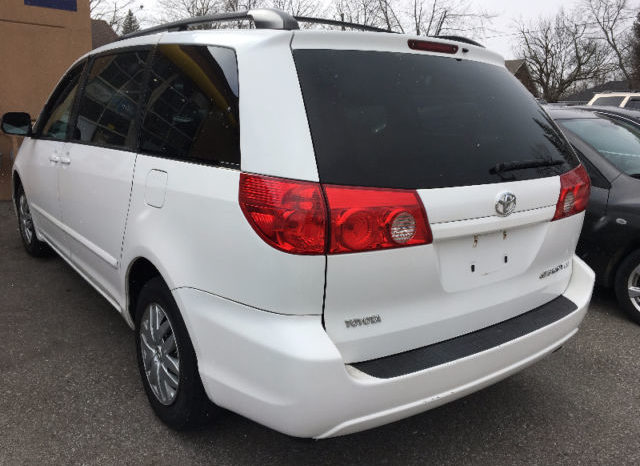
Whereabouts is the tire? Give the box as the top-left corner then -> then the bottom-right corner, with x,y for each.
614,250 -> 640,325
135,277 -> 216,429
15,186 -> 49,257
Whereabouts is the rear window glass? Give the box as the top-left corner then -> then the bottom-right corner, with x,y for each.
293,50 -> 577,189
592,96 -> 625,107
139,45 -> 240,167
559,117 -> 640,177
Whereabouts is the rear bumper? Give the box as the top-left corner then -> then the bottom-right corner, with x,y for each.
174,255 -> 594,438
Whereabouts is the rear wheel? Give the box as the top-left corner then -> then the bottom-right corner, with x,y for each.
614,250 -> 640,325
16,186 -> 49,257
135,277 -> 216,429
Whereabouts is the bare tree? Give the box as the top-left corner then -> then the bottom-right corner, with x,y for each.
269,0 -> 320,17
156,0 -> 219,20
409,0 -> 492,36
91,0 -> 137,33
632,11 -> 640,85
516,9 -> 612,102
332,0 -> 384,28
584,0 -> 633,84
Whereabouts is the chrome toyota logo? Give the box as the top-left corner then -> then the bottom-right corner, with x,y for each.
495,192 -> 517,216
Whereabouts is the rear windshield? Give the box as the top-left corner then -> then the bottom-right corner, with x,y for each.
559,116 -> 640,177
293,50 -> 578,189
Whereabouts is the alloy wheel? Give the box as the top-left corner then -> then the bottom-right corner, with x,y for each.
628,264 -> 640,313
139,303 -> 181,405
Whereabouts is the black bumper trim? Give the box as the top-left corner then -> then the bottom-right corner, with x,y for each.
351,295 -> 578,379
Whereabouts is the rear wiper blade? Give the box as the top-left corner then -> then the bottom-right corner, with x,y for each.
490,159 -> 564,174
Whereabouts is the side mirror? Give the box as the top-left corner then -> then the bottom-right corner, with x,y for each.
1,112 -> 32,136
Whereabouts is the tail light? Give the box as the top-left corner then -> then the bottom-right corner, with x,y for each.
323,185 -> 432,254
239,174 -> 326,254
239,173 -> 432,255
551,165 -> 590,221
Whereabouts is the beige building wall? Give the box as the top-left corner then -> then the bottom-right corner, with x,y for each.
0,0 -> 91,200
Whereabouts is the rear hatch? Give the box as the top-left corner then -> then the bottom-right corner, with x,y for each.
292,34 -> 584,363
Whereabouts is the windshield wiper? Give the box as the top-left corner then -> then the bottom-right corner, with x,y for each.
490,159 -> 564,174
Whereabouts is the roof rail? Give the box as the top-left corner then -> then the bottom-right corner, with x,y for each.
294,16 -> 393,33
119,8 -> 299,40
118,7 -> 482,47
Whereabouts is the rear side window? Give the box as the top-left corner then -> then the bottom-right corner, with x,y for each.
294,50 -> 577,189
592,96 -> 625,107
139,45 -> 240,167
37,62 -> 85,140
73,50 -> 150,149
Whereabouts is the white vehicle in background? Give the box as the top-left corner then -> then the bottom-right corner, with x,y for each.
587,91 -> 640,110
2,9 -> 594,438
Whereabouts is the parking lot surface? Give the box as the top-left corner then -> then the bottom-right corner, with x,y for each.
1,200 -> 639,465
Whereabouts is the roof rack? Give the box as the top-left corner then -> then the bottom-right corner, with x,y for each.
119,8 -> 482,47
294,16 -> 392,33
120,9 -> 299,40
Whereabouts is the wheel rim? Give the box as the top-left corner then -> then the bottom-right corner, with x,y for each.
139,303 -> 180,405
628,264 -> 640,313
18,194 -> 34,244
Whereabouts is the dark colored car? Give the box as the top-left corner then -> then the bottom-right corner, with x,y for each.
547,106 -> 640,324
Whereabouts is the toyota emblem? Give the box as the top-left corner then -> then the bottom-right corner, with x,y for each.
495,192 -> 517,217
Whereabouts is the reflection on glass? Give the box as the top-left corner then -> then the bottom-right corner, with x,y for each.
139,44 -> 240,167
74,51 -> 149,148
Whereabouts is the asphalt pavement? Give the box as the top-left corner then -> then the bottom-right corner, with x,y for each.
1,200 -> 639,465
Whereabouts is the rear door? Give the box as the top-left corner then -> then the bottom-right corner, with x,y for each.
292,38 -> 584,363
59,49 -> 150,305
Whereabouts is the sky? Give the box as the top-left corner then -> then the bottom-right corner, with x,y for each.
132,0 -> 636,60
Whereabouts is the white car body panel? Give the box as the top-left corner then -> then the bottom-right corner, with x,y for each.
17,138 -> 69,255
121,154 -> 326,318
176,255 -> 594,438
58,144 -> 137,305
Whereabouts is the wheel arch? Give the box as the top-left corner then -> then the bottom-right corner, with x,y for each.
126,257 -> 165,328
605,241 -> 640,288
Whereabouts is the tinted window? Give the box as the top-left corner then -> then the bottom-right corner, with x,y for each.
560,117 -> 640,177
592,96 -> 625,107
139,45 -> 240,167
73,50 -> 149,148
38,62 -> 85,140
294,50 -> 577,189
624,99 -> 640,110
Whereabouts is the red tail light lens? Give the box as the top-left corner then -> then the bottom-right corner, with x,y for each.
239,173 -> 326,254
552,165 -> 590,221
239,174 -> 432,255
324,185 -> 432,254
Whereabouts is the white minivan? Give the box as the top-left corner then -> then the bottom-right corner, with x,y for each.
2,9 -> 594,438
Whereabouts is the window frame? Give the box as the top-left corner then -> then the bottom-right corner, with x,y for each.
66,45 -> 155,154
136,43 -> 241,170
33,59 -> 88,141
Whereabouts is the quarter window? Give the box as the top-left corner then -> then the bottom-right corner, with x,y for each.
38,62 -> 85,140
139,45 -> 240,167
72,50 -> 150,149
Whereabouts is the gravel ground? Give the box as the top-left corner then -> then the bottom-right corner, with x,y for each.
1,200 -> 639,465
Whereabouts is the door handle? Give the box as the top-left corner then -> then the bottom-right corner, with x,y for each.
49,154 -> 60,163
59,156 -> 71,165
